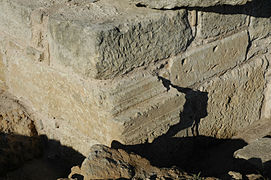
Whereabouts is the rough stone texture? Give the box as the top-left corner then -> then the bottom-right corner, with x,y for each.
70,144 -> 192,179
0,0 -> 192,80
48,0 -> 192,79
198,8 -> 247,39
166,30 -> 248,87
0,0 -> 270,171
0,92 -> 42,176
3,39 -> 118,156
234,138 -> 271,168
119,87 -> 186,144
133,0 -> 252,9
260,51 -> 271,120
0,91 -> 37,137
176,58 -> 267,138
233,118 -> 271,143
80,145 -> 134,179
2,35 -> 187,155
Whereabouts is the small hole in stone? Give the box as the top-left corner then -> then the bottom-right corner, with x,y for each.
136,3 -> 147,7
213,46 -> 218,52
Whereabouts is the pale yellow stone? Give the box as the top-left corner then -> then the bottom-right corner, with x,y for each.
168,30 -> 249,87
195,58 -> 267,138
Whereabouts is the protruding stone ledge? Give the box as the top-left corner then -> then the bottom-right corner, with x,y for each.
48,0 -> 192,79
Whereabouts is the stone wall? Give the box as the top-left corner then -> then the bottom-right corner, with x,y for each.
0,0 -> 270,156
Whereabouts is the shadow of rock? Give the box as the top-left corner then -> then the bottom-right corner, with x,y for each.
111,76 -> 258,177
264,160 -> 271,178
0,133 -> 84,180
112,136 -> 258,178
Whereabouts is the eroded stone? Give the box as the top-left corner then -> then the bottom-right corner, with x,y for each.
198,9 -> 247,39
134,0 -> 252,9
73,144 -> 192,179
48,0 -> 192,79
167,30 -> 248,87
175,58 -> 267,138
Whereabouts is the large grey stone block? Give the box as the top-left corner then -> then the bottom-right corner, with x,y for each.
48,0 -> 192,79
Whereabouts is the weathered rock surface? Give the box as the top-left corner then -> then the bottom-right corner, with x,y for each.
0,0 -> 192,80
134,0 -> 252,9
0,91 -> 37,137
48,0 -> 192,79
69,144 -> 193,179
167,30 -> 248,87
198,10 -> 247,39
0,92 -> 42,176
185,57 -> 267,138
234,137 -> 271,169
233,118 -> 271,143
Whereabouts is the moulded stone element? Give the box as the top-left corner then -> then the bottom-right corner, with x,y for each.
48,0 -> 192,79
198,9 -> 247,39
167,30 -> 249,87
190,58 -> 268,138
118,88 -> 186,144
134,0 -> 252,9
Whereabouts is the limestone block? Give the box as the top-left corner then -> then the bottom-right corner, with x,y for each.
4,37 -> 187,155
117,87 -> 186,144
177,58 -> 267,138
234,138 -> 271,168
133,0 -> 252,9
198,9 -> 247,39
233,118 -> 271,143
167,31 -> 249,87
4,40 -> 118,155
48,0 -> 192,79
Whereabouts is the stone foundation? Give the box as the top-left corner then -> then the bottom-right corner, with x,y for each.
0,0 -> 270,156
